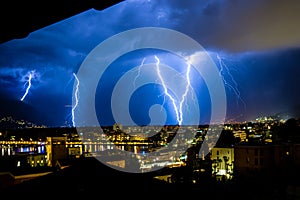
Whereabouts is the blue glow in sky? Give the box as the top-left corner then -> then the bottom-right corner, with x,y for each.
0,0 -> 300,127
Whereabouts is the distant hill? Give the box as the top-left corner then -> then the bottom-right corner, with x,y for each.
0,116 -> 44,129
0,98 -> 46,128
274,104 -> 300,121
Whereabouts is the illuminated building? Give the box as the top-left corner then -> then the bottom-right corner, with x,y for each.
45,136 -> 67,168
211,147 -> 234,180
233,130 -> 247,142
27,154 -> 47,167
113,123 -> 123,131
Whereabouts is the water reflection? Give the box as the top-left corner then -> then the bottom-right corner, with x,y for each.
84,144 -> 149,155
0,143 -> 148,157
0,145 -> 46,156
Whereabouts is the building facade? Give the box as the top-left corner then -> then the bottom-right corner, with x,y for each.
211,147 -> 234,179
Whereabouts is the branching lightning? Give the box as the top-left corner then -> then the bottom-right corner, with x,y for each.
216,54 -> 246,113
71,73 -> 79,127
179,62 -> 191,125
20,70 -> 36,101
133,57 -> 145,89
154,55 -> 191,125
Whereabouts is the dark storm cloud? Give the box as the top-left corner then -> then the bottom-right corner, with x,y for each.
225,49 -> 300,120
0,29 -> 86,69
0,0 -> 299,126
2,0 -> 299,73
144,0 -> 300,52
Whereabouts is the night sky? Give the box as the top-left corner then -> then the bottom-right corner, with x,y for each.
0,0 -> 300,127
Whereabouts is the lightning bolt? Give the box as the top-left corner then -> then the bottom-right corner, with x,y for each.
155,55 -> 191,125
179,62 -> 191,125
71,73 -> 79,127
216,54 -> 246,114
20,70 -> 35,101
133,57 -> 146,89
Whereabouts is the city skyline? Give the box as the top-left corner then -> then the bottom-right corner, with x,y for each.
0,0 -> 300,127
